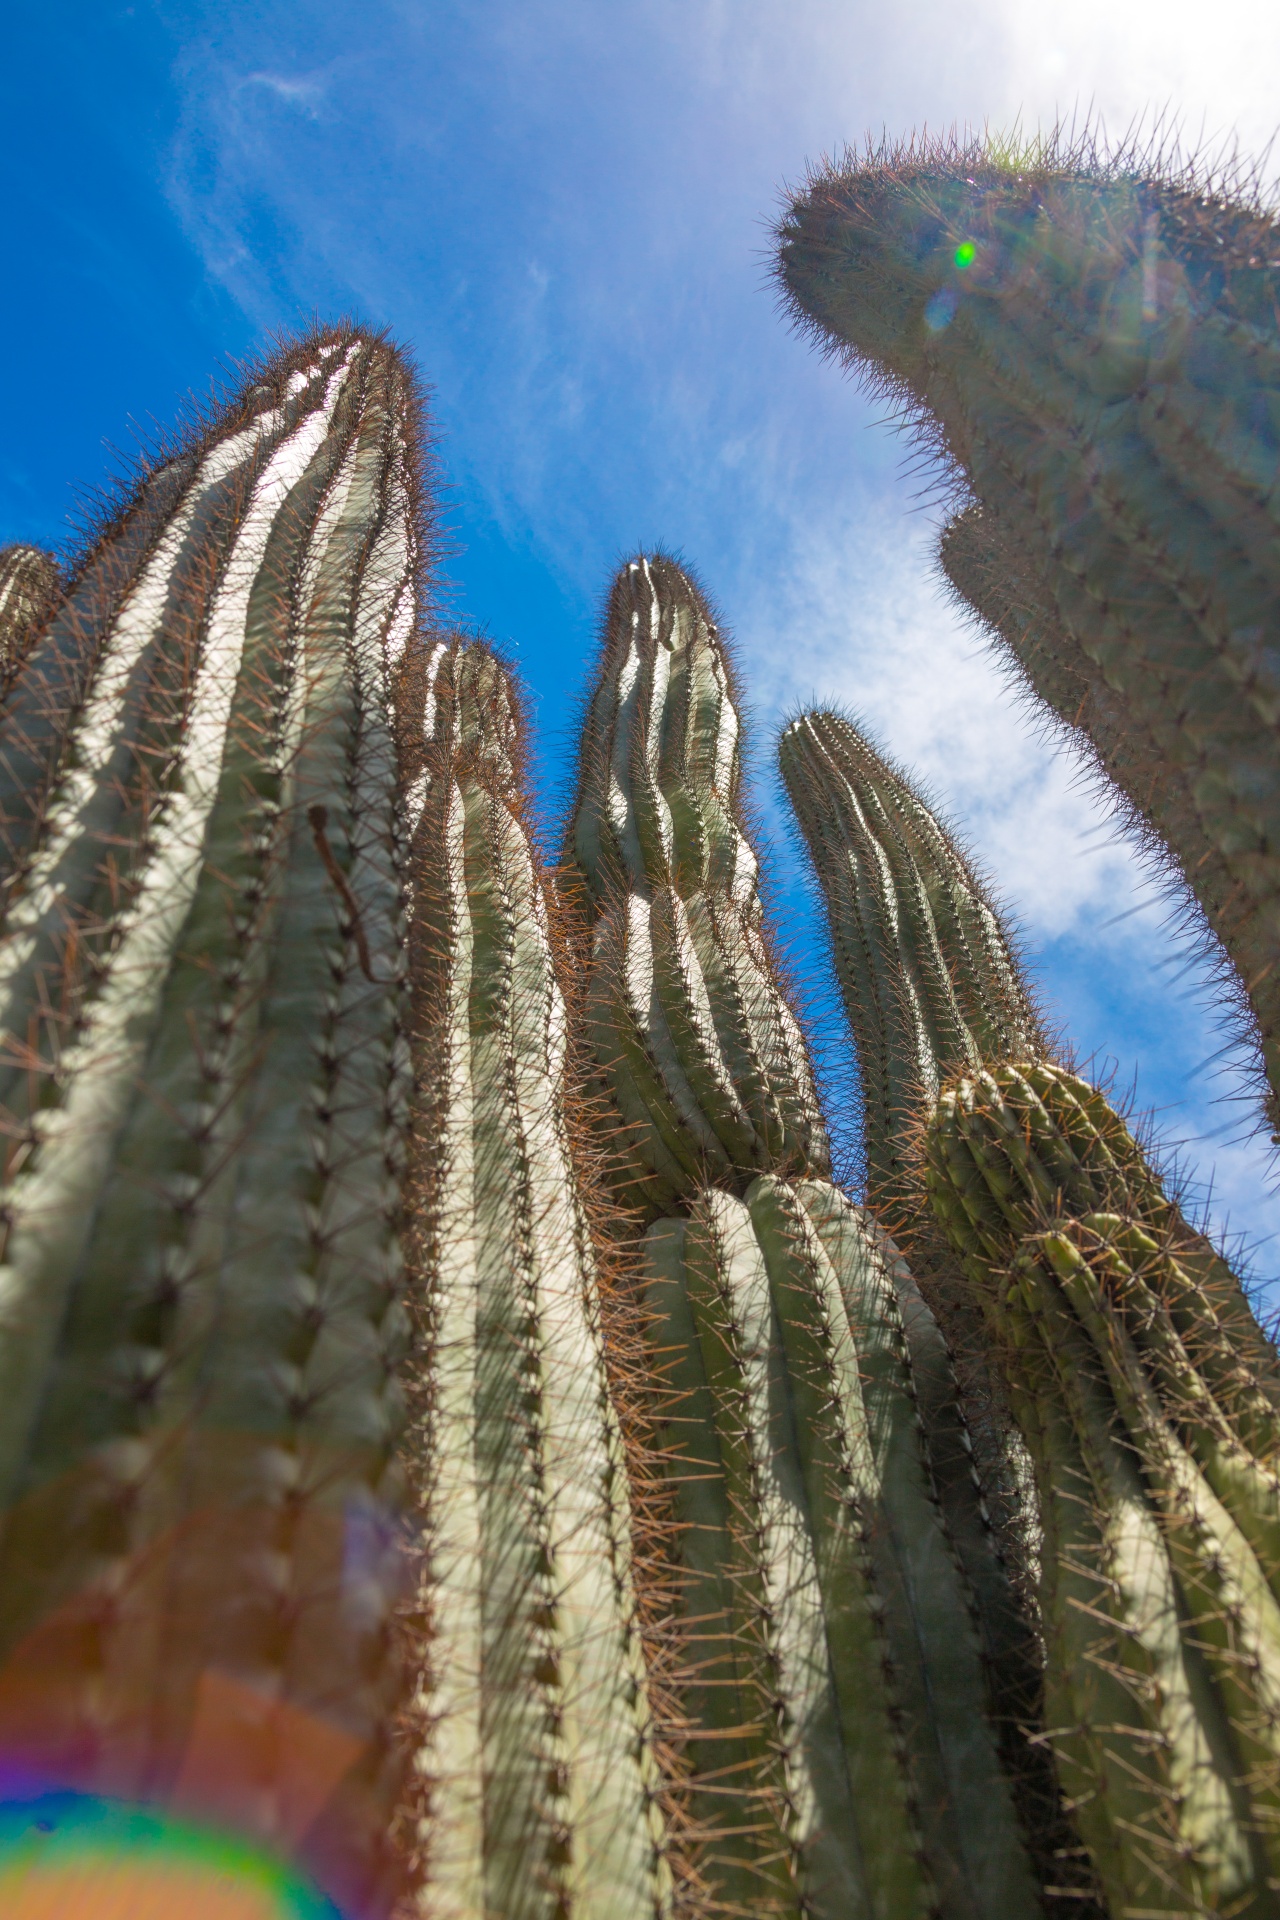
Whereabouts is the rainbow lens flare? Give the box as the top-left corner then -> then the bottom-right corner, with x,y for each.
954,241 -> 977,269
0,1790 -> 341,1920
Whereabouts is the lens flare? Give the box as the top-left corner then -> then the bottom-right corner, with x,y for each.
954,241 -> 976,269
0,1792 -> 341,1920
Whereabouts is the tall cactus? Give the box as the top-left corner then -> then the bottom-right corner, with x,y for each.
573,560 -> 1051,1918
401,637 -> 668,1920
0,327 -> 426,1916
775,136 -> 1280,1137
779,704 -> 1280,1915
778,707 -> 1044,1201
567,555 -> 829,1217
0,542 -> 60,686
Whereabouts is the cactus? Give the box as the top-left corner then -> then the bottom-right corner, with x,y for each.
642,1174 -> 1048,1920
566,555 -> 829,1216
571,562 -> 1056,1916
0,543 -> 60,686
925,1061 -> 1280,1918
399,635 -> 668,1920
0,327 -> 426,1916
778,707 -> 1044,1201
778,703 -> 1280,1914
774,135 -> 1280,1137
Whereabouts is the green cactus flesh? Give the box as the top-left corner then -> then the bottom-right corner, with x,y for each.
779,707 -> 1042,1200
776,143 -> 1280,1136
642,1172 -> 1045,1920
568,556 -> 829,1215
0,330 -> 422,1915
0,542 -> 60,685
403,639 -> 665,1920
925,1058 -> 1280,1916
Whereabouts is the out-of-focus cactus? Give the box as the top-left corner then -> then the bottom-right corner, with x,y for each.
0,328 -> 426,1916
400,636 -> 668,1920
567,556 -> 829,1216
0,543 -> 61,686
926,1061 -> 1280,1919
775,136 -> 1280,1138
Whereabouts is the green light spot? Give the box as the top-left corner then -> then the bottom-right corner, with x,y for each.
954,242 -> 977,270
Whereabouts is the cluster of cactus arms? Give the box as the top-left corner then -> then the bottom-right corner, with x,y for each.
0,327 -> 424,1916
6,157 -> 1280,1920
571,558 -> 1057,1919
783,701 -> 1280,1918
401,635 -> 667,1920
775,137 -> 1280,1139
0,543 -> 61,685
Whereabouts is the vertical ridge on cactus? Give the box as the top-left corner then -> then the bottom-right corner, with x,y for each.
774,134 -> 1280,1140
0,327 -> 427,1917
0,544 -> 61,687
566,555 -> 829,1217
402,637 -> 667,1920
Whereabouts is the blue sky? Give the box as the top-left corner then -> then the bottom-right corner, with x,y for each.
5,0 -> 1280,1280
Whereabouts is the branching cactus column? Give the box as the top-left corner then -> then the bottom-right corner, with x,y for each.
402,638 -> 666,1920
572,562 -> 1045,1920
776,145 -> 1280,1137
0,329 -> 424,1916
782,705 -> 1280,1915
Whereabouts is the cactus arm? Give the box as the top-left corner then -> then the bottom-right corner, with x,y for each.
406,772 -> 484,1919
0,335 -> 432,1916
408,643 -> 664,1920
680,1188 -> 861,1919
0,368 -> 356,1521
1009,1240 -> 1265,1910
639,1214 -> 798,1913
760,1176 -> 1044,1920
569,557 -> 828,1209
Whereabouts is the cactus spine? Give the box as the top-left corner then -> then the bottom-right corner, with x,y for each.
403,638 -> 666,1920
0,543 -> 60,686
0,330 -> 423,1915
574,559 -> 1043,1918
775,141 -> 1280,1137
780,701 -> 1280,1914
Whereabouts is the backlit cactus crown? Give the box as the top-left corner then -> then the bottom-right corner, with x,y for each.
0,542 -> 61,683
0,327 -> 426,1915
776,133 -> 1280,1139
402,636 -> 666,1920
568,555 -> 828,1213
779,707 -> 1042,1193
